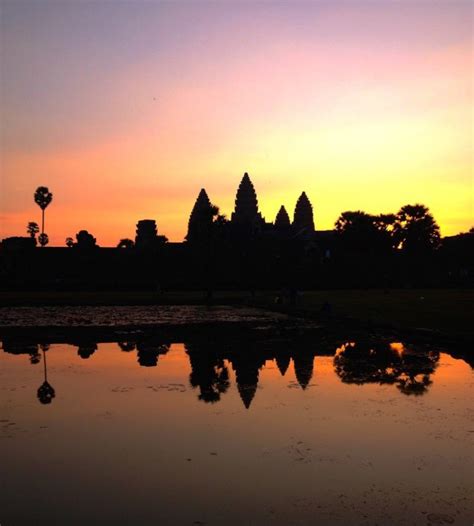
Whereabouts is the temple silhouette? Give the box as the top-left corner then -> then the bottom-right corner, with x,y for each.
0,171 -> 472,290
187,172 -> 317,243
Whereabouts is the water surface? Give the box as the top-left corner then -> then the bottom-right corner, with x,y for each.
1,339 -> 472,525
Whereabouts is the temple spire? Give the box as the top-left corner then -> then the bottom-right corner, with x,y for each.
275,353 -> 291,376
293,192 -> 315,233
238,382 -> 258,409
293,354 -> 314,390
274,205 -> 290,229
186,188 -> 213,243
231,173 -> 262,226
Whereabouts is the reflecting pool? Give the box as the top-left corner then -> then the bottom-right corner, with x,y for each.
1,339 -> 472,525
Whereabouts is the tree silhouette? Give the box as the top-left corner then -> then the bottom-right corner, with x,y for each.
211,206 -> 229,241
394,204 -> 440,253
38,232 -> 49,247
75,230 -> 97,249
335,210 -> 396,254
373,213 -> 397,250
26,221 -> 39,239
336,211 -> 377,250
213,212 -> 228,228
65,237 -> 74,248
34,186 -> 53,244
117,238 -> 134,249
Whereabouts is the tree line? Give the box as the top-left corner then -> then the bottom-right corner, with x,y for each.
22,185 -> 470,255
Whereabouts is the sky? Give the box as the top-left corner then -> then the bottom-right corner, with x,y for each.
1,0 -> 472,245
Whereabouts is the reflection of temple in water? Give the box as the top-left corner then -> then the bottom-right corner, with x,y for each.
228,353 -> 267,409
293,353 -> 314,390
275,349 -> 291,377
185,341 -> 316,408
1,336 -> 448,407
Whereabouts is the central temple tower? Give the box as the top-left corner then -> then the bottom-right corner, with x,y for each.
231,173 -> 264,229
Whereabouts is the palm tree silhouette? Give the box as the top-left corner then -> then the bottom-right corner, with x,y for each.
27,221 -> 39,239
34,186 -> 53,245
38,233 -> 49,247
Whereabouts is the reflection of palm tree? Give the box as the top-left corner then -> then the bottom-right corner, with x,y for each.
37,344 -> 55,405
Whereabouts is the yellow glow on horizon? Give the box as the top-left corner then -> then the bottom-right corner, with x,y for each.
1,5 -> 471,246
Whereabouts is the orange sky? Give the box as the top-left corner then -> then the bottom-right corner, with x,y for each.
1,1 -> 472,246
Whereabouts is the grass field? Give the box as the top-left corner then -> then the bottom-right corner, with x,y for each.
0,289 -> 472,337
257,289 -> 474,337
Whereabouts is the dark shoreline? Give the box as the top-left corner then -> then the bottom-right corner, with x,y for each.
1,289 -> 472,341
1,313 -> 472,368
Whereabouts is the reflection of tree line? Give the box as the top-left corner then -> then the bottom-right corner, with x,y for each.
1,339 -> 445,406
334,342 -> 439,396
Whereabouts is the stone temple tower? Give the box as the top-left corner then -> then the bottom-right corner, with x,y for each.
274,205 -> 291,229
231,173 -> 263,228
293,192 -> 315,234
186,188 -> 213,243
